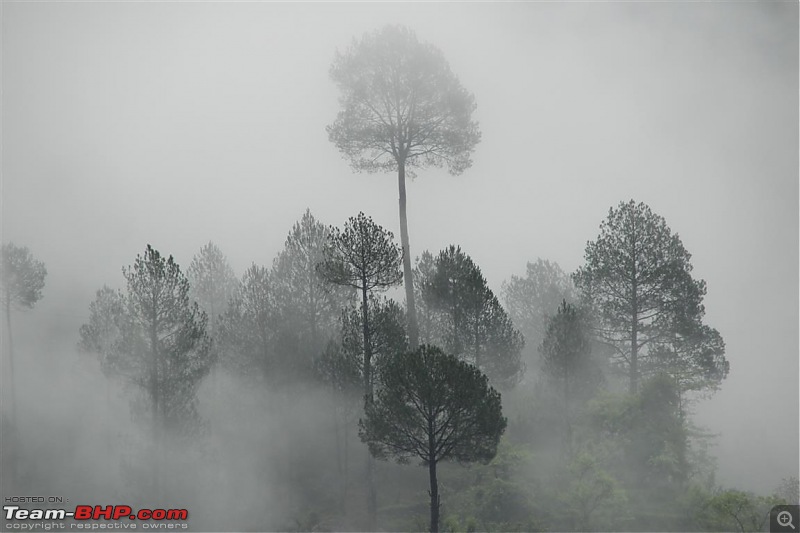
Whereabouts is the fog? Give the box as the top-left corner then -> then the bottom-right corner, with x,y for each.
2,2 -> 798,531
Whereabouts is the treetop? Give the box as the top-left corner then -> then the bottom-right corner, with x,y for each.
328,24 -> 481,176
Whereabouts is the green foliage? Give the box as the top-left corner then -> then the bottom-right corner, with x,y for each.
327,25 -> 480,176
437,439 -> 544,532
590,375 -> 688,487
440,514 -> 468,533
705,489 -> 778,533
580,374 -> 697,529
1,242 -> 47,310
360,345 -> 506,466
416,245 -> 524,389
557,451 -> 629,531
574,199 -> 728,396
470,474 -> 535,528
360,345 -> 506,532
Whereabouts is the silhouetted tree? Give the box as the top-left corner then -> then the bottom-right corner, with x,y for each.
574,200 -> 728,394
360,345 -> 506,533
339,295 -> 408,393
328,25 -> 481,350
318,212 -> 403,402
317,212 -> 402,528
1,243 -> 47,423
417,245 -> 524,388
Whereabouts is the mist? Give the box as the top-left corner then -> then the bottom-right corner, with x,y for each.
2,2 -> 798,532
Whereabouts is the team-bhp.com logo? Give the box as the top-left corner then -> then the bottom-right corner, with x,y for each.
5,505 -> 188,527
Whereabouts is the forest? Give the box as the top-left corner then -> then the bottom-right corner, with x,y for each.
2,13 -> 798,533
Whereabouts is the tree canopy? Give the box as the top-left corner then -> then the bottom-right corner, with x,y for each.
574,200 -> 728,395
328,25 -> 481,176
187,241 -> 238,331
1,243 -> 47,311
360,344 -> 506,532
338,294 -> 408,392
81,245 -> 213,441
318,212 -> 403,295
416,245 -> 524,388
540,301 -> 601,402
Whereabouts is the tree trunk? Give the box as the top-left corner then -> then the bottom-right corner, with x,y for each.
150,323 -> 160,441
630,215 -> 639,395
150,311 -> 162,498
309,261 -> 320,361
630,280 -> 638,395
429,459 -> 440,533
398,161 -> 419,349
361,284 -> 372,402
360,283 -> 377,529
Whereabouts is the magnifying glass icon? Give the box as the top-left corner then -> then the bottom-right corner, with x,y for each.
778,510 -> 795,530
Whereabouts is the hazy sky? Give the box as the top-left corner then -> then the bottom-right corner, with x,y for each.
2,2 -> 798,494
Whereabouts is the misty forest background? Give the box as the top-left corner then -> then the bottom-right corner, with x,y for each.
2,5 -> 799,533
